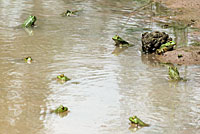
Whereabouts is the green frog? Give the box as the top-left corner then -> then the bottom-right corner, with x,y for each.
57,74 -> 70,82
61,10 -> 78,17
168,66 -> 182,81
24,56 -> 32,64
49,105 -> 69,117
129,116 -> 149,127
156,41 -> 176,55
22,16 -> 37,28
53,105 -> 68,114
112,35 -> 133,48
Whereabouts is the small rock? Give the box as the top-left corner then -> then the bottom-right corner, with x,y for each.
141,31 -> 172,53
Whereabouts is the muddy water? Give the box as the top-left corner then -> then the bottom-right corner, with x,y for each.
0,0 -> 200,134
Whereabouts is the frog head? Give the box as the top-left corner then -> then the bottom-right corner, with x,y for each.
62,10 -> 75,16
60,74 -> 65,78
30,16 -> 37,25
129,116 -> 139,124
170,41 -> 176,46
57,74 -> 71,82
129,116 -> 149,127
65,10 -> 73,16
24,56 -> 32,64
54,105 -> 68,113
112,35 -> 124,42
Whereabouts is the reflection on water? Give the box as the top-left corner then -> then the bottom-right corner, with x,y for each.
0,0 -> 200,134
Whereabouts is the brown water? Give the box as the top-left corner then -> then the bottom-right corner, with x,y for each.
0,0 -> 200,134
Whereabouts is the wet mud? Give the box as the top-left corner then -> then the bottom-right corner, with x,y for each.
156,46 -> 200,65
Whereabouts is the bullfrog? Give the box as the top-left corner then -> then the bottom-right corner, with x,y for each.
22,16 -> 37,28
57,74 -> 70,82
129,116 -> 149,127
24,56 -> 32,64
156,41 -> 176,55
112,35 -> 133,48
168,66 -> 182,81
61,10 -> 78,17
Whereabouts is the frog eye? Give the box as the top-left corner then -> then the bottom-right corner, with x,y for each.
134,118 -> 138,123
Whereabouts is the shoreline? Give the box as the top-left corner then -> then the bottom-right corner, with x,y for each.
154,0 -> 200,29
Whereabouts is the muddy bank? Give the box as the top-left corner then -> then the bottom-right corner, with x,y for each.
154,0 -> 200,29
155,46 -> 200,65
141,31 -> 200,65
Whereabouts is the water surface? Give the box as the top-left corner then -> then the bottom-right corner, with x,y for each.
0,0 -> 200,134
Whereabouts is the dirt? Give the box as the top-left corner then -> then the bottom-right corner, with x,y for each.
155,46 -> 200,65
154,0 -> 200,29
